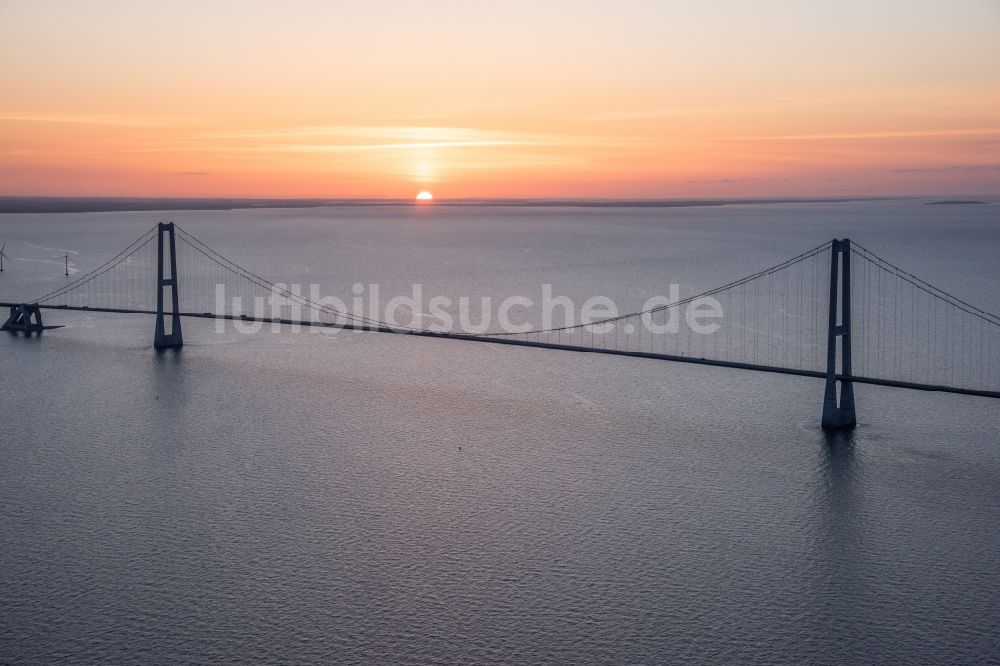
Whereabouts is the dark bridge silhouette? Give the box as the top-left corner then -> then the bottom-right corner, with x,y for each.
4,223 -> 999,429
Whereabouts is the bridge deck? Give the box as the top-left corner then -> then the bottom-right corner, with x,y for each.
5,302 -> 998,400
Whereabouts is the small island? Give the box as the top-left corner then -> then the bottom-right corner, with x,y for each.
925,200 -> 989,205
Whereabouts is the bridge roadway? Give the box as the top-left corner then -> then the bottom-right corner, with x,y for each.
3,301 -> 999,400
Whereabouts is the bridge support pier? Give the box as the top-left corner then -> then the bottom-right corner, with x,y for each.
154,222 -> 183,349
2,303 -> 45,334
822,239 -> 856,430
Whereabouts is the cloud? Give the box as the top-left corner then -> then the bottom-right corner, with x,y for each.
575,99 -> 839,123
720,128 -> 1000,142
284,140 -> 529,153
194,124 -> 605,153
0,111 -> 195,127
576,109 -> 683,122
891,164 -> 1000,173
683,176 -> 790,184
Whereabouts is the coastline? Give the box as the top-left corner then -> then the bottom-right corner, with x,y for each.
0,195 -> 920,214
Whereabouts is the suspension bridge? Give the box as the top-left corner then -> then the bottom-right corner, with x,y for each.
4,222 -> 1000,429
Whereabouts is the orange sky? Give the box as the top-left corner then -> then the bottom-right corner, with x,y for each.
1,0 -> 999,198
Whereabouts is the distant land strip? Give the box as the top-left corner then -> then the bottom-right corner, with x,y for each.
924,200 -> 989,205
0,196 -> 920,214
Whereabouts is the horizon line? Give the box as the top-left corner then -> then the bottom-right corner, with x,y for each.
0,194 -> 997,215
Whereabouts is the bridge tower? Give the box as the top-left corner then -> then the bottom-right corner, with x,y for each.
154,222 -> 183,349
2,303 -> 46,334
822,238 -> 856,430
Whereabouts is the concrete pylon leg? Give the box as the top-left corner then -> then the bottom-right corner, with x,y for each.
822,239 -> 857,430
153,222 -> 183,349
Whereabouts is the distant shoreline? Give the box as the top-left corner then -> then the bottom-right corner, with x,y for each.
0,195 -> 930,214
924,200 -> 989,205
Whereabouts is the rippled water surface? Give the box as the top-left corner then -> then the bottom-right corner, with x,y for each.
2,201 -> 999,664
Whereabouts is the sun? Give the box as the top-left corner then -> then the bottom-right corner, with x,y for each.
416,191 -> 433,201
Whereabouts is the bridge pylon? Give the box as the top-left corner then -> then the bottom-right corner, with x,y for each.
2,303 -> 45,334
822,238 -> 856,430
153,222 -> 183,349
